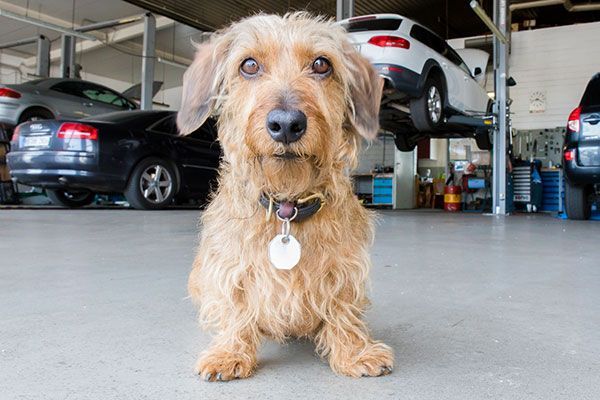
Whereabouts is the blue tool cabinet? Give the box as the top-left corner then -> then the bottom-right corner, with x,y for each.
372,175 -> 393,205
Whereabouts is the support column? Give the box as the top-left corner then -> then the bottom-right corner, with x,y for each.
60,35 -> 75,78
492,0 -> 509,215
141,13 -> 156,111
36,35 -> 50,78
336,0 -> 354,21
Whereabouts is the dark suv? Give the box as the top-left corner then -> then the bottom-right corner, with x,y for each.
563,73 -> 600,220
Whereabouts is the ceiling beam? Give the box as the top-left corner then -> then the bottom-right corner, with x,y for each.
23,15 -> 174,67
0,8 -> 97,40
0,0 -> 83,31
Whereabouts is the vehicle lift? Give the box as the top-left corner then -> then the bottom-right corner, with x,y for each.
336,0 -> 510,215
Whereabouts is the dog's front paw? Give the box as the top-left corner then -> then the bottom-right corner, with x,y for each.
332,342 -> 394,378
196,350 -> 256,382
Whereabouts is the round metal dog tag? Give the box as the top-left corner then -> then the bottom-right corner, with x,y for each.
268,234 -> 301,270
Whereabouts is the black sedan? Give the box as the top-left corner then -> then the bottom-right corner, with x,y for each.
7,111 -> 220,209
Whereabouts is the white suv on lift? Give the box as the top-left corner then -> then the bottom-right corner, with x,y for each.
339,14 -> 492,151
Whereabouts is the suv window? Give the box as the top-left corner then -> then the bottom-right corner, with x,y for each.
410,25 -> 445,54
346,18 -> 402,32
581,75 -> 600,108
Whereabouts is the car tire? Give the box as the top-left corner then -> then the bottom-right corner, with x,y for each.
564,180 -> 591,220
410,76 -> 444,132
394,134 -> 417,152
124,157 -> 177,210
19,108 -> 54,123
46,189 -> 95,208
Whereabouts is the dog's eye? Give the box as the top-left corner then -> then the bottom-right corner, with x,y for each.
312,57 -> 332,76
240,58 -> 260,77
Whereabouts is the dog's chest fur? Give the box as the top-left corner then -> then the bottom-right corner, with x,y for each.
243,213 -> 358,338
193,191 -> 373,339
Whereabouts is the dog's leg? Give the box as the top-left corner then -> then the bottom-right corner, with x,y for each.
315,309 -> 394,377
196,326 -> 260,382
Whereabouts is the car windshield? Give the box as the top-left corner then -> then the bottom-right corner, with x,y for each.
345,18 -> 402,32
580,75 -> 600,107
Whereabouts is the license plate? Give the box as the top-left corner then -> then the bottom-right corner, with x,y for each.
23,135 -> 51,148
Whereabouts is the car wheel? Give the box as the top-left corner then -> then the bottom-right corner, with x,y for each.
564,180 -> 591,220
410,76 -> 444,132
394,134 -> 417,152
46,189 -> 95,208
125,157 -> 177,210
19,108 -> 54,123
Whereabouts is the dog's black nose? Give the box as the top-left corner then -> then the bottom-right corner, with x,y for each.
266,109 -> 307,144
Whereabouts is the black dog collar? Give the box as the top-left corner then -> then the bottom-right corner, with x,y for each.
259,193 -> 324,223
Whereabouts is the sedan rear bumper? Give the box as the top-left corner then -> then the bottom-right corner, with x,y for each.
7,150 -> 125,192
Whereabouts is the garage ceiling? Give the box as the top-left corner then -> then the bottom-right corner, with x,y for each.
0,0 -> 144,56
124,0 -> 600,39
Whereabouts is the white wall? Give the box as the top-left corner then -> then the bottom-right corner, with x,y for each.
509,21 -> 600,130
0,52 -> 30,84
356,136 -> 396,174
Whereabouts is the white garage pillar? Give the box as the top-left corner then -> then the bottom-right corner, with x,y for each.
141,13 -> 156,110
336,0 -> 354,20
36,35 -> 50,78
492,0 -> 509,215
59,34 -> 76,78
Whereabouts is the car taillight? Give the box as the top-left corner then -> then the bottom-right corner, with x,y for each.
0,87 -> 21,99
368,35 -> 410,49
57,122 -> 98,140
564,149 -> 576,162
567,106 -> 581,133
12,125 -> 21,142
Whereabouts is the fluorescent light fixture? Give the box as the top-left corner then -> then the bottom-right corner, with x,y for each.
77,15 -> 144,33
469,1 -> 508,44
0,8 -> 97,41
157,57 -> 189,70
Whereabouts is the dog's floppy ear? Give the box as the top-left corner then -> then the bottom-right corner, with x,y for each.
344,47 -> 384,140
177,37 -> 227,135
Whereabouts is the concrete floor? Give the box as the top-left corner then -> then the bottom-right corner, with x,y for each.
1,210 -> 599,400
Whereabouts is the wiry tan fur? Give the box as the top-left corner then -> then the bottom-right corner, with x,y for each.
177,12 -> 393,381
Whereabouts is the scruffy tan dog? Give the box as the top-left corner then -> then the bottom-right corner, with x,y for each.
177,12 -> 393,381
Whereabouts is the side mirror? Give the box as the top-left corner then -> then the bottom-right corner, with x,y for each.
473,67 -> 482,76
